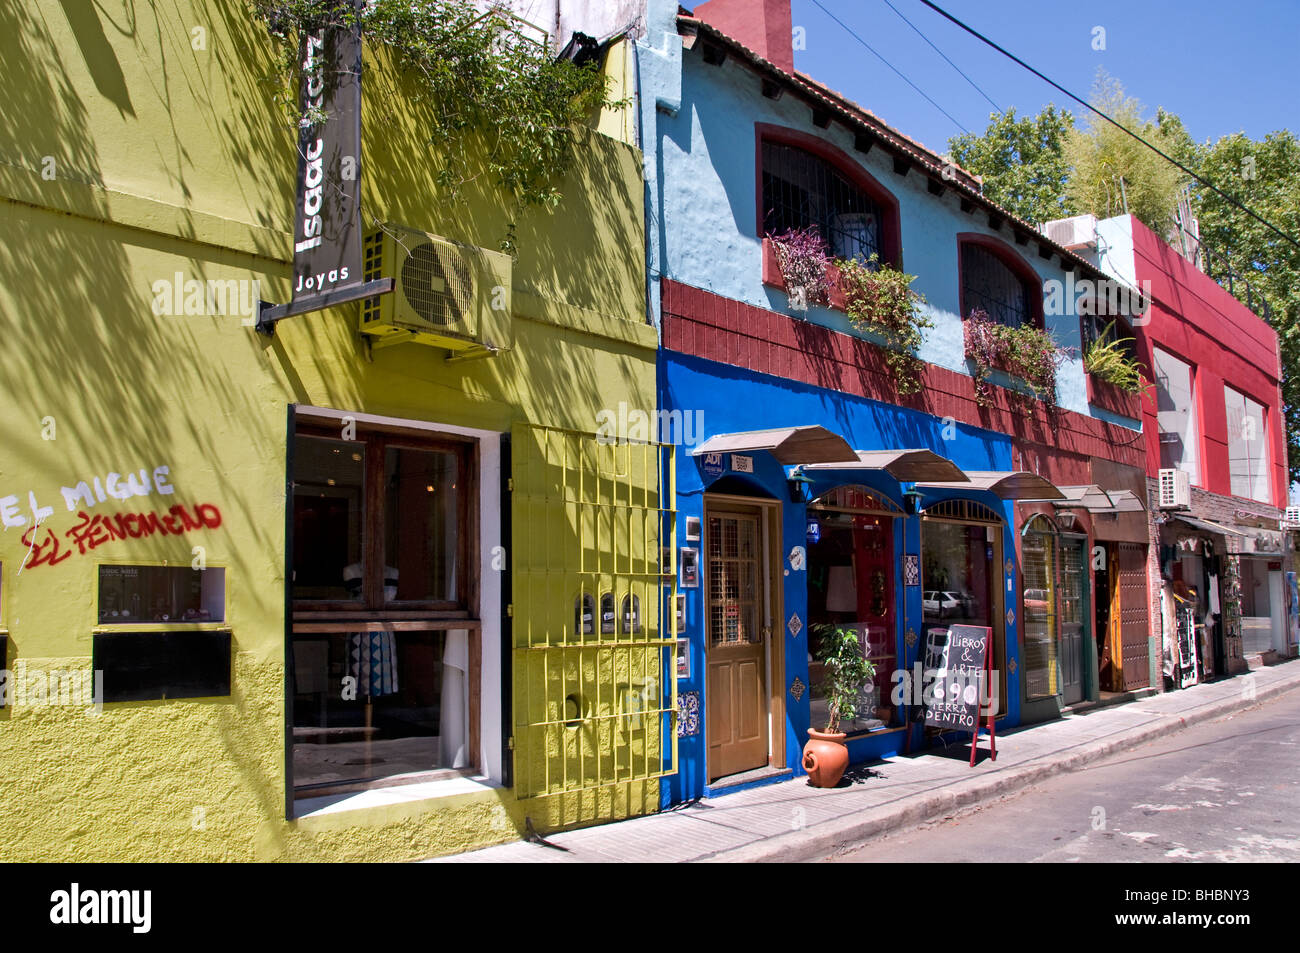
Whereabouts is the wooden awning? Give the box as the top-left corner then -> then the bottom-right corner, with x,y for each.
800,449 -> 968,482
916,470 -> 1065,500
690,426 -> 858,464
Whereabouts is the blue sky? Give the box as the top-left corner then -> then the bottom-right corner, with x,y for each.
790,0 -> 1299,157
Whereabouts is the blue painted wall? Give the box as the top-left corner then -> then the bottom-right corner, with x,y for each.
635,0 -> 1134,426
662,351 -> 1023,805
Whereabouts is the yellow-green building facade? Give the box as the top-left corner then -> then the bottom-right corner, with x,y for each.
0,2 -> 673,861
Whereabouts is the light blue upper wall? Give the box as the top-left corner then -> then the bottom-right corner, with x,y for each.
636,13 -> 1111,422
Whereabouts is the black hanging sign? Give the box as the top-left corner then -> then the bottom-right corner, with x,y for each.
292,1 -> 362,299
259,0 -> 391,334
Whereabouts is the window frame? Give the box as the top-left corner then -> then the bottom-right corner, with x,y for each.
291,421 -> 477,618
957,233 -> 1044,330
755,123 -> 902,270
1151,345 -> 1203,488
1224,385 -> 1272,504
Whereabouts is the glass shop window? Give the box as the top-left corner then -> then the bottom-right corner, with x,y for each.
97,565 -> 226,624
1153,347 -> 1201,485
1021,520 -> 1059,700
960,242 -> 1037,328
806,496 -> 897,733
762,140 -> 888,265
920,516 -> 1002,715
292,429 -> 469,609
1224,387 -> 1271,504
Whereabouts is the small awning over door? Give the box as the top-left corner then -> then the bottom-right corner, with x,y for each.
1052,485 -> 1114,509
916,470 -> 1065,500
1168,515 -> 1250,537
1075,488 -> 1145,514
799,449 -> 967,482
690,426 -> 858,464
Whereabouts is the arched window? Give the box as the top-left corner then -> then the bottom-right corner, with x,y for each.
959,237 -> 1041,328
760,133 -> 900,268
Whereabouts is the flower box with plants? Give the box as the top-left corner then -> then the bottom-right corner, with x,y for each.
764,226 -> 841,311
803,623 -> 877,788
963,309 -> 1068,410
1083,320 -> 1149,419
838,254 -> 932,396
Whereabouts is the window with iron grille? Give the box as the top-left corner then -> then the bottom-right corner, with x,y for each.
961,242 -> 1036,328
762,141 -> 883,264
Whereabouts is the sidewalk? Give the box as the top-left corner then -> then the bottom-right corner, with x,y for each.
431,660 -> 1300,863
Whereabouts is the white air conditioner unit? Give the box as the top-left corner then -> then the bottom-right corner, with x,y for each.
1041,213 -> 1099,251
359,225 -> 512,355
1158,468 -> 1191,509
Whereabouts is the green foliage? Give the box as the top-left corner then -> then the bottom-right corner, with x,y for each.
963,309 -> 1068,410
811,624 -> 876,734
768,226 -> 833,307
948,105 -> 1076,224
837,254 -> 932,395
1083,321 -> 1150,395
1183,128 -> 1300,484
248,0 -> 612,251
1064,70 -> 1186,234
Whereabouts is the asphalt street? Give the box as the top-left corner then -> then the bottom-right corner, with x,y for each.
827,685 -> 1300,862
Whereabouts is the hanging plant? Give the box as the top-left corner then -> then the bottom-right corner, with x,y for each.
1084,320 -> 1152,395
768,226 -> 833,311
964,309 -> 1068,409
838,254 -> 932,395
248,0 -> 614,253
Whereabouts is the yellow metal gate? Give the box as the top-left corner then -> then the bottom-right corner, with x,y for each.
509,423 -> 677,830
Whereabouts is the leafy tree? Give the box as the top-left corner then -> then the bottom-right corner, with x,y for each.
1063,70 -> 1186,234
1184,130 -> 1300,485
948,105 -> 1075,224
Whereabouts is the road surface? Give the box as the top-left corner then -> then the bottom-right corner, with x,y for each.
827,685 -> 1300,862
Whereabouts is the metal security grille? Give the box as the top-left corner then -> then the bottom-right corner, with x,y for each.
809,484 -> 901,514
1117,542 -> 1151,691
920,499 -> 1001,524
707,515 -> 760,646
962,243 -> 1033,327
762,141 -> 882,263
509,423 -> 677,828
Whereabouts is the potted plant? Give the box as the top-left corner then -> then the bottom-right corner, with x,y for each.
768,226 -> 833,311
963,308 -> 1069,410
838,254 -> 932,395
803,624 -> 877,788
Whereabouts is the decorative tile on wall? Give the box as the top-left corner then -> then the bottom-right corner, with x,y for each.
677,691 -> 701,737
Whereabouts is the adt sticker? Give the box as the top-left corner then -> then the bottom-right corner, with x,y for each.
806,519 -> 821,544
701,452 -> 725,480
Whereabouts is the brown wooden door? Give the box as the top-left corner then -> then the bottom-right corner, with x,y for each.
705,508 -> 770,781
1117,543 -> 1150,691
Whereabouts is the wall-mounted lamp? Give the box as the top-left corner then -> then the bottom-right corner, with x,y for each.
787,470 -> 814,504
1055,511 -> 1077,531
902,489 -> 923,515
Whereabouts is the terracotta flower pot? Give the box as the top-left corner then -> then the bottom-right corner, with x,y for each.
802,728 -> 849,788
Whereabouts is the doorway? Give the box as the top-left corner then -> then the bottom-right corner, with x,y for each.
704,499 -> 780,782
1059,537 -> 1089,705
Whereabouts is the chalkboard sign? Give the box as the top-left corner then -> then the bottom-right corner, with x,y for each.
924,624 -> 991,733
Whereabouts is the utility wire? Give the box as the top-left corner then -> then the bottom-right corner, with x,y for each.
880,0 -> 1001,114
917,0 -> 1300,254
807,0 -> 969,134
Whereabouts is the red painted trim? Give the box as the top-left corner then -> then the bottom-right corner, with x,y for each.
755,122 -> 902,268
956,232 -> 1045,329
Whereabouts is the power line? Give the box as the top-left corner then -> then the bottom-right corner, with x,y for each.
917,0 -> 1300,254
807,0 -> 969,135
880,0 -> 1001,115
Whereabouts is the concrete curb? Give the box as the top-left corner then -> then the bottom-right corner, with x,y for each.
705,670 -> 1300,863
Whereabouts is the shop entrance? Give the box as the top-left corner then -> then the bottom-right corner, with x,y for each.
1094,543 -> 1115,691
1059,537 -> 1089,705
704,499 -> 780,782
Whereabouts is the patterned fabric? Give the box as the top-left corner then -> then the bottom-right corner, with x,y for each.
350,631 -> 399,697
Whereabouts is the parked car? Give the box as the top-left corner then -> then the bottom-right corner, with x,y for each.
922,591 -> 961,619
1024,588 -> 1051,620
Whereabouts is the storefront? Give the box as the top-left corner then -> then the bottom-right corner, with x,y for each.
659,351 -> 1045,804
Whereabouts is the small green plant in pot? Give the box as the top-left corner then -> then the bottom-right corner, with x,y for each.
803,624 -> 877,788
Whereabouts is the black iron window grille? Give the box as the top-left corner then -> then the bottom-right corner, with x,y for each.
962,243 -> 1034,328
762,141 -> 882,265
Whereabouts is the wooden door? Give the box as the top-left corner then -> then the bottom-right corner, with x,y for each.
1117,543 -> 1150,691
706,508 -> 770,781
1095,544 -> 1117,692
